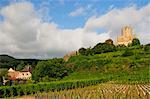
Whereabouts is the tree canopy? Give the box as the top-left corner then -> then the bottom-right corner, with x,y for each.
32,58 -> 70,81
131,38 -> 140,46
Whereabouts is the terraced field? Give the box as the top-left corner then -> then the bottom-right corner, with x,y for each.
20,83 -> 150,99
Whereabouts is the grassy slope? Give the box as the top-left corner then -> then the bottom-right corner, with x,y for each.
63,46 -> 150,83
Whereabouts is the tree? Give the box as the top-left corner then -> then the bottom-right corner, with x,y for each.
32,58 -> 70,81
92,43 -> 116,54
16,61 -> 26,70
105,39 -> 113,45
144,44 -> 150,52
85,48 -> 93,56
131,38 -> 140,46
0,69 -> 7,86
79,47 -> 86,55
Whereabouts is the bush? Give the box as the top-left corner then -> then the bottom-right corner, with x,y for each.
32,58 -> 71,81
144,44 -> 150,52
131,38 -> 140,46
92,43 -> 116,54
78,47 -> 93,56
78,47 -> 86,55
122,48 -> 134,57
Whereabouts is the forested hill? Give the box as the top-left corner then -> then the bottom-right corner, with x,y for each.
0,54 -> 15,61
0,54 -> 40,69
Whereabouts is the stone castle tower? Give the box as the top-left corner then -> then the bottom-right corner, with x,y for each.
117,26 -> 134,46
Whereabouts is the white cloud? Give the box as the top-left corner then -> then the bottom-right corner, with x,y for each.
0,2 -> 149,59
0,2 -> 109,58
85,4 -> 150,44
69,7 -> 86,17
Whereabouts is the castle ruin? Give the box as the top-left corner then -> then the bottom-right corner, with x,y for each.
117,26 -> 134,46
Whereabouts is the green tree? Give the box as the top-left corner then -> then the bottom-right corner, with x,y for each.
131,38 -> 140,46
16,61 -> 26,70
79,47 -> 86,55
0,69 -> 7,86
85,48 -> 93,56
144,44 -> 150,52
92,43 -> 116,54
32,58 -> 70,81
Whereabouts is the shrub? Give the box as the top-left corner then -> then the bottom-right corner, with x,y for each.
78,47 -> 86,55
122,48 -> 134,57
116,45 -> 126,51
144,44 -> 150,52
92,43 -> 116,54
131,38 -> 140,46
32,58 -> 70,81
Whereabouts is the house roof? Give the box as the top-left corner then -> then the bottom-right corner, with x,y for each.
8,68 -> 15,72
21,66 -> 32,72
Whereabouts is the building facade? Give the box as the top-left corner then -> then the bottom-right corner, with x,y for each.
8,67 -> 32,80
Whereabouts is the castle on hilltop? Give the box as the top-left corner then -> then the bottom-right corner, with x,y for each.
117,26 -> 135,46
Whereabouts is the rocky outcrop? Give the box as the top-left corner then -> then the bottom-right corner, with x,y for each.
63,51 -> 78,61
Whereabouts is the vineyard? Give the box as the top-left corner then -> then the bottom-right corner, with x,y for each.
23,83 -> 150,99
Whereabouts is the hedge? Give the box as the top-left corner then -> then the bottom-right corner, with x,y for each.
0,78 -> 107,98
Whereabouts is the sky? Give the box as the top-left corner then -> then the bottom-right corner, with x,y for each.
0,0 -> 150,59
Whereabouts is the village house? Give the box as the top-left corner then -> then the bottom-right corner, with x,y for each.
8,66 -> 32,81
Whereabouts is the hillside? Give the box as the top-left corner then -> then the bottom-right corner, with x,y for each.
0,54 -> 15,61
63,45 -> 150,83
0,54 -> 40,69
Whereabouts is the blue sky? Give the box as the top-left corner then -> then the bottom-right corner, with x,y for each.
0,0 -> 149,29
0,0 -> 149,58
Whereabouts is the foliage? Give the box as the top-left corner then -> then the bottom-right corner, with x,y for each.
0,78 -> 107,98
92,43 -> 116,54
116,45 -> 126,51
0,68 -> 8,77
16,61 -> 26,71
131,38 -> 140,46
32,58 -> 70,81
144,44 -> 150,52
34,84 -> 149,98
0,54 -> 40,69
79,40 -> 115,56
66,44 -> 150,84
78,47 -> 93,56
0,69 -> 8,86
78,47 -> 86,55
122,48 -> 134,57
